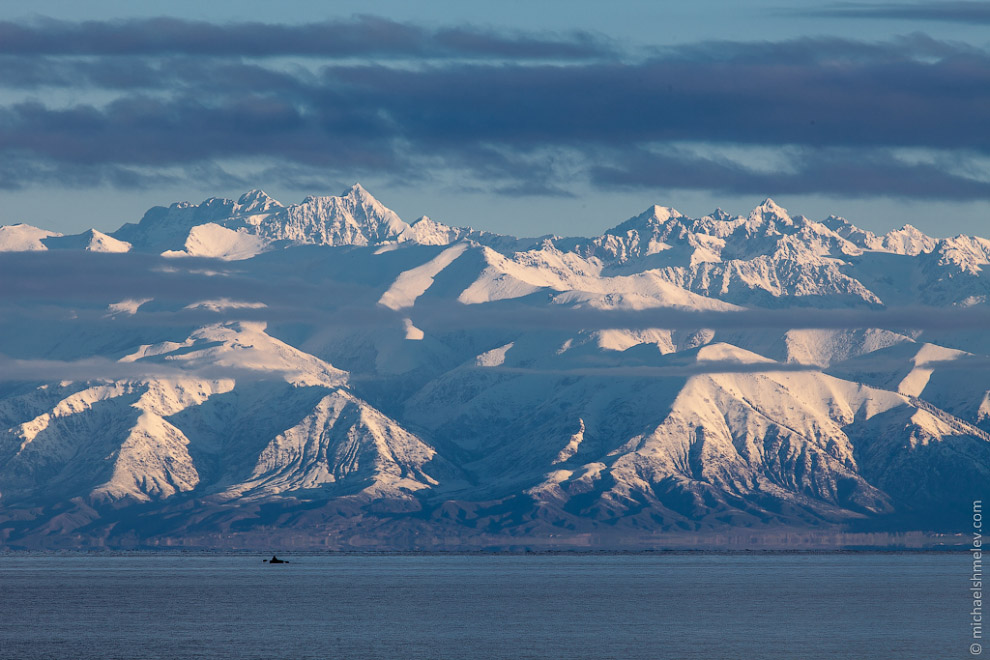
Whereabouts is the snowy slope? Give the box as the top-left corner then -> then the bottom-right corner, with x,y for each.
0,378 -> 233,504
0,224 -> 60,251
43,229 -> 131,253
224,388 -> 457,501
0,321 -> 454,508
829,342 -> 990,430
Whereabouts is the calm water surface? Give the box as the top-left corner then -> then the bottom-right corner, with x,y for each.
0,553 -> 964,659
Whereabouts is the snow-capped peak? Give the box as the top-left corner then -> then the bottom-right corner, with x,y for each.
605,205 -> 684,236
236,189 -> 283,215
347,182 -> 372,199
646,205 -> 683,224
121,321 -> 348,388
0,223 -> 61,251
821,215 -> 851,230
276,185 -> 411,246
882,224 -> 936,256
749,197 -> 792,226
43,229 -> 132,253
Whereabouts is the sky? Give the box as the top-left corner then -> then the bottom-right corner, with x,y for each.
0,0 -> 988,238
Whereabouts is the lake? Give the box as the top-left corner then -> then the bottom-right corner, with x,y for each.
0,553 -> 965,659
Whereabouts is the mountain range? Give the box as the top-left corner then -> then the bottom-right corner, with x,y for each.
1,184 -> 987,549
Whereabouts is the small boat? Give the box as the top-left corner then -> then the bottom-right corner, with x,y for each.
265,555 -> 288,564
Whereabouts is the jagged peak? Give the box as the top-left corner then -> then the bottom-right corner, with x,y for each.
235,189 -> 283,217
882,223 -> 937,256
606,204 -> 684,235
201,196 -> 235,207
888,223 -> 927,236
299,183 -> 383,209
822,214 -> 850,228
238,188 -> 265,202
818,215 -> 880,250
237,189 -> 281,205
751,197 -> 791,220
345,182 -> 376,202
84,228 -> 122,240
646,204 -> 683,222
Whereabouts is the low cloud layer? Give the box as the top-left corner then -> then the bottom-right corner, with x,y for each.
411,302 -> 990,333
0,353 -> 316,383
0,18 -> 986,201
0,16 -> 612,59
806,1 -> 990,24
5,251 -> 990,336
481,361 -> 823,379
7,247 -> 990,385
0,354 -> 218,382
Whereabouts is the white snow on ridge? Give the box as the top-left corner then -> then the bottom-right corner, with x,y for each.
107,298 -> 153,316
236,189 -> 284,217
42,229 -> 132,253
882,225 -> 937,256
475,342 -> 514,367
163,223 -> 268,260
403,318 -> 425,340
84,230 -> 131,253
379,243 -> 469,310
13,382 -> 136,449
936,235 -> 990,274
226,388 -> 446,500
121,322 -> 348,388
783,329 -> 912,367
7,377 -> 237,503
91,411 -> 200,501
265,184 -> 410,247
0,224 -> 60,251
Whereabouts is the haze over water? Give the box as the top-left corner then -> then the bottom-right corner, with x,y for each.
0,553 -> 959,660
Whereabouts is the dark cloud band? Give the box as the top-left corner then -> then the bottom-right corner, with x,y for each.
805,2 -> 990,24
0,16 -> 613,59
0,20 -> 986,201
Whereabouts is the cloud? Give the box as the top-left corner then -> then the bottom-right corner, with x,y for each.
804,2 -> 990,24
0,25 -> 987,199
0,16 -> 614,59
0,354 -> 199,382
0,251 -> 381,311
6,250 -> 990,336
0,353 -> 312,383
410,301 -> 990,333
478,361 -> 823,378
590,146 -> 990,200
477,350 -> 990,379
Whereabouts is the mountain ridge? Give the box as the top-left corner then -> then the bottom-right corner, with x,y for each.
0,184 -> 987,549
